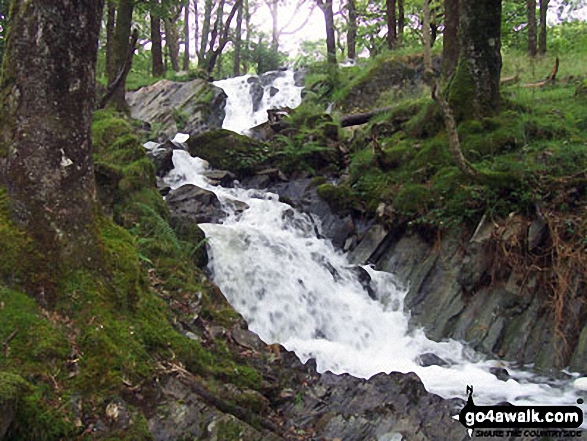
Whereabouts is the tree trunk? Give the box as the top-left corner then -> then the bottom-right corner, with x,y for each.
539,0 -> 548,54
105,0 -> 117,79
165,17 -> 180,72
244,0 -> 251,73
206,0 -> 240,74
422,0 -> 477,179
234,0 -> 243,76
347,0 -> 357,59
448,0 -> 502,119
386,0 -> 396,50
398,0 -> 404,40
151,11 -> 164,77
109,0 -> 134,111
0,0 -> 104,304
198,0 -> 214,67
527,0 -> 537,57
183,2 -> 190,71
269,0 -> 279,53
193,0 -> 199,61
442,0 -> 459,80
317,0 -> 337,65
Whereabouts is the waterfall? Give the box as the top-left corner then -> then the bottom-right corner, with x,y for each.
213,70 -> 304,135
165,150 -> 584,411
164,70 -> 585,421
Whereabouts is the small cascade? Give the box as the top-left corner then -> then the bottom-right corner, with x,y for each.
213,70 -> 304,134
165,150 -> 585,413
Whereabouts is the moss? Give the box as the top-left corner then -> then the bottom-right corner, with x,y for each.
377,141 -> 416,169
0,188 -> 35,286
404,100 -> 444,138
393,184 -> 430,216
92,116 -> 134,153
409,136 -> 452,178
317,183 -> 357,212
118,157 -> 156,195
447,57 -> 477,121
187,129 -> 270,178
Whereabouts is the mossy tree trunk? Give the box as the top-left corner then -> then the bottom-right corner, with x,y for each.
0,0 -> 104,304
448,0 -> 502,119
442,0 -> 459,81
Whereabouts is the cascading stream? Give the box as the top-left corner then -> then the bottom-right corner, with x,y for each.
165,150 -> 583,411
161,70 -> 584,423
213,70 -> 303,134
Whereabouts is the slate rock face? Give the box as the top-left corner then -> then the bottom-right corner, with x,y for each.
166,184 -> 227,225
127,79 -> 226,139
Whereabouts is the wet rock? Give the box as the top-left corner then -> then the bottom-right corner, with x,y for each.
293,69 -> 306,87
247,76 -> 265,112
348,224 -> 389,265
348,265 -> 377,300
144,139 -> 187,178
489,367 -> 510,381
417,353 -> 449,367
269,86 -> 279,97
243,168 -> 288,188
202,169 -> 236,187
231,327 -> 265,351
259,70 -> 284,86
283,371 -> 467,440
166,184 -> 226,224
127,79 -> 226,139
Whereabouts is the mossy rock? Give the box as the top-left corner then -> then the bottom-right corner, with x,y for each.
316,183 -> 357,213
338,54 -> 429,113
187,129 -> 270,178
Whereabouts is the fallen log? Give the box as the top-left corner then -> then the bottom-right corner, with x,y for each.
522,57 -> 559,88
500,74 -> 520,87
339,105 -> 397,127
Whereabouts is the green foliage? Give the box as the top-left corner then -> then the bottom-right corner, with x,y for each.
343,66 -> 587,227
316,183 -> 358,212
393,184 -> 430,216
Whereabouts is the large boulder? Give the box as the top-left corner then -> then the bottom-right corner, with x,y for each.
126,79 -> 226,139
338,55 -> 441,113
187,129 -> 269,179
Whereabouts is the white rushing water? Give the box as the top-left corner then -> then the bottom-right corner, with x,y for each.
213,70 -> 303,134
162,70 -> 585,422
164,150 -> 584,411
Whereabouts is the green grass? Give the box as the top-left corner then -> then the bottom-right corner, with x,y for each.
339,59 -> 587,228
